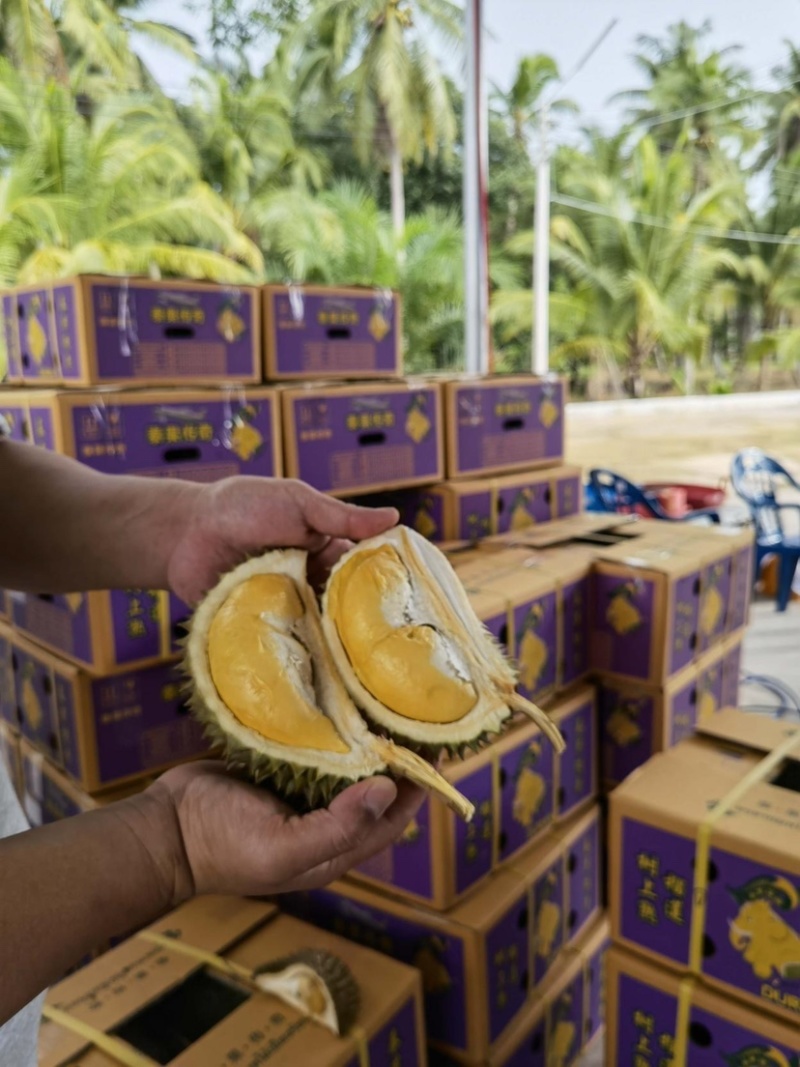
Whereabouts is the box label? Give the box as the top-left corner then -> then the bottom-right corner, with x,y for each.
454,489 -> 494,542
70,395 -> 277,479
290,387 -> 441,494
496,477 -> 553,535
13,649 -> 59,759
556,474 -> 582,519
354,798 -> 434,902
2,293 -> 21,378
90,282 -> 257,380
591,572 -> 656,680
28,404 -> 56,451
561,576 -> 589,687
601,682 -> 657,785
268,289 -> 398,376
17,288 -> 59,380
485,893 -> 530,1042
532,858 -> 565,986
51,283 -> 82,380
729,545 -> 754,632
669,571 -> 701,675
620,818 -> 695,965
569,816 -> 601,938
91,664 -> 206,783
454,763 -> 495,895
367,996 -> 421,1067
283,888 -> 469,1050
558,696 -> 596,818
499,731 -> 555,862
452,380 -> 564,476
54,672 -> 82,781
514,590 -> 558,701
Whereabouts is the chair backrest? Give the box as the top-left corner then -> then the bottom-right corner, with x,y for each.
730,448 -> 796,541
588,468 -> 665,518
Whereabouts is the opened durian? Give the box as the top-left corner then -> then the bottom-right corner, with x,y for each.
185,547 -> 473,819
322,526 -> 564,757
254,948 -> 359,1035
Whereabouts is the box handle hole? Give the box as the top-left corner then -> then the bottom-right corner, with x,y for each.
326,327 -> 351,340
163,326 -> 195,339
502,418 -> 525,431
163,447 -> 201,464
358,432 -> 386,447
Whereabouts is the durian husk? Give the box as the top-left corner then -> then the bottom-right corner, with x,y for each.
184,548 -> 474,820
322,525 -> 565,758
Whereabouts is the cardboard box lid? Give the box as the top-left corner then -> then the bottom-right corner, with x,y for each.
498,513 -> 639,549
40,901 -> 420,1067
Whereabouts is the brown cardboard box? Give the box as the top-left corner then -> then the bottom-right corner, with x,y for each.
18,738 -> 153,827
1,286 -> 23,381
350,685 -> 598,910
442,375 -> 566,479
263,284 -> 402,379
282,379 -> 444,497
0,719 -> 22,799
599,629 -> 745,789
6,628 -> 208,793
606,945 -> 800,1065
609,707 -> 800,1026
283,806 -> 602,1064
40,896 -> 426,1067
40,276 -> 262,386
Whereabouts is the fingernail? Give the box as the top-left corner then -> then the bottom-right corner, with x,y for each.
363,779 -> 397,819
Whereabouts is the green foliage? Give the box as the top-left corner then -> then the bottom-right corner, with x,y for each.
0,10 -> 798,396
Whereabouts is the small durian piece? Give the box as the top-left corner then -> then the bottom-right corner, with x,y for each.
322,526 -> 564,757
185,548 -> 473,819
254,948 -> 359,1035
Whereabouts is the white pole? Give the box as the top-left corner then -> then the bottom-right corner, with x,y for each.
463,0 -> 489,375
533,104 -> 550,376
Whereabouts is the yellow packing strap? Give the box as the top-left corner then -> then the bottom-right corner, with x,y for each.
41,1004 -> 157,1067
671,976 -> 695,1067
156,591 -> 172,660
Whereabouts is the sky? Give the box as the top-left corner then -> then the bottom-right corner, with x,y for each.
139,0 -> 799,123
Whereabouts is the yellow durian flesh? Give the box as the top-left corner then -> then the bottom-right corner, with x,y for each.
326,545 -> 477,725
207,574 -> 349,753
323,526 -> 565,755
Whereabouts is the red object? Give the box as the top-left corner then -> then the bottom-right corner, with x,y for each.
642,482 -> 726,519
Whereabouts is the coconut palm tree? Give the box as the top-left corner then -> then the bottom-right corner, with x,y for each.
292,0 -> 460,236
758,41 -> 800,168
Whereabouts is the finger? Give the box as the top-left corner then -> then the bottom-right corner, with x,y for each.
293,483 -> 399,542
285,781 -> 426,892
268,776 -> 399,885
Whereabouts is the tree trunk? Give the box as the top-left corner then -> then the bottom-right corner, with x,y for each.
625,337 -> 646,398
389,134 -> 405,239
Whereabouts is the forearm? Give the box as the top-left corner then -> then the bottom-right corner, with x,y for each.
0,793 -> 187,1024
0,441 -> 200,593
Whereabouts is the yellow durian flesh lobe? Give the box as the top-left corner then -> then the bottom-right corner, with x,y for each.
328,544 -> 478,725
207,573 -> 349,754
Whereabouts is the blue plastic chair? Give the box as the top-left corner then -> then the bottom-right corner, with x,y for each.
587,468 -> 722,524
731,448 -> 800,612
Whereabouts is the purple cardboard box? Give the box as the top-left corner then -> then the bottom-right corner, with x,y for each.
283,382 -> 443,497
444,376 -> 566,479
495,472 -> 554,535
50,276 -> 261,385
1,290 -> 22,381
263,285 -> 401,379
16,286 -> 60,381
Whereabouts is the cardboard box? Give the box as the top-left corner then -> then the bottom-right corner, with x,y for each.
283,806 -> 602,1064
40,897 -> 426,1067
41,275 -> 262,385
4,386 -> 283,479
351,686 -> 598,910
18,738 -> 153,827
7,628 -> 207,792
282,380 -> 444,496
599,629 -> 745,789
606,945 -> 800,1066
15,282 -> 60,381
443,376 -> 566,479
609,707 -> 800,1026
0,720 -> 22,799
589,522 -> 754,684
0,288 -> 23,381
263,284 -> 402,379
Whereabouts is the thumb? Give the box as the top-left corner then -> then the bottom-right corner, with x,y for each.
295,484 -> 399,542
276,777 -> 397,879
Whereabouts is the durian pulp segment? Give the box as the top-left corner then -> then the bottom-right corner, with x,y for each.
326,545 -> 478,724
255,963 -> 340,1034
208,573 -> 350,753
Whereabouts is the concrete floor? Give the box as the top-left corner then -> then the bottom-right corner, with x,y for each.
570,392 -> 800,1066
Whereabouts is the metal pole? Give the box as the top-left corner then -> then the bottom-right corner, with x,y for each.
532,104 -> 550,376
463,0 -> 489,375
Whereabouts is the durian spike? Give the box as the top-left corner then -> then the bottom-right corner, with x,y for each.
508,693 -> 567,754
254,949 -> 359,1035
372,737 -> 475,821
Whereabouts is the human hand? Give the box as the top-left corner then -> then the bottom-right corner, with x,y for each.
166,477 -> 398,604
136,762 -> 424,904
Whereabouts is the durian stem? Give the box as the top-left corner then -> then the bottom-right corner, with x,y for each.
508,693 -> 567,753
373,738 -> 475,821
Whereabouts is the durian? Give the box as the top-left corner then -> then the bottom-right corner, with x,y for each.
26,311 -> 48,365
698,688 -> 717,721
548,1018 -> 576,1067
604,707 -> 642,747
606,591 -> 642,635
513,766 -> 547,827
404,398 -> 431,444
254,948 -> 359,1035
699,584 -> 724,636
509,490 -> 535,531
185,547 -> 473,819
21,675 -> 43,732
536,899 -> 561,959
322,526 -> 564,758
